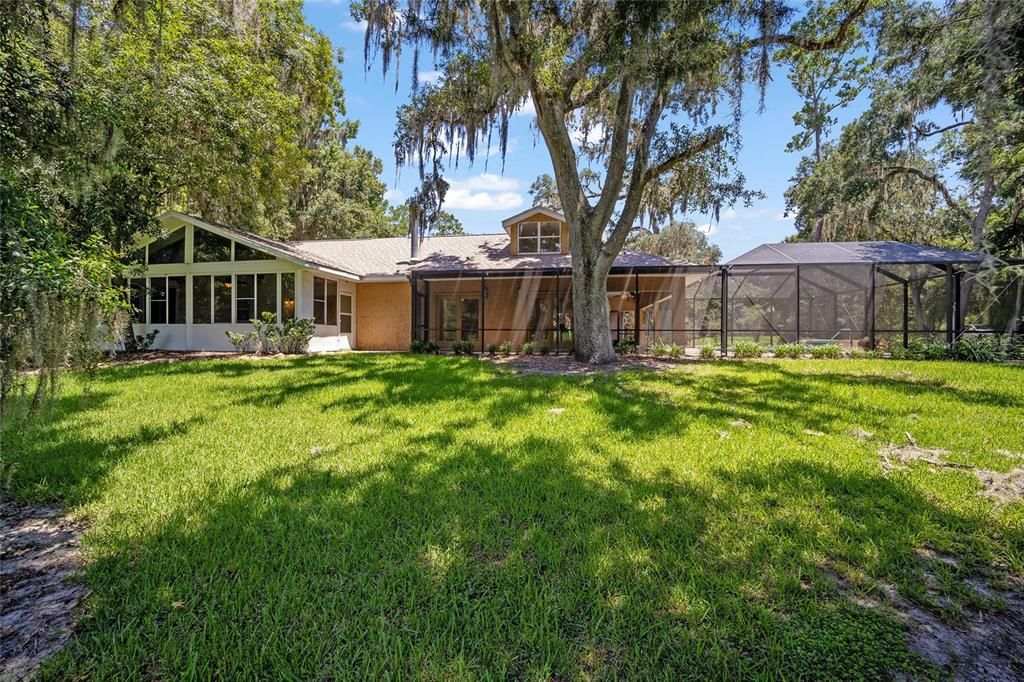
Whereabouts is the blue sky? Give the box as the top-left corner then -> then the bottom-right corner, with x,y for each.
303,2 -> 862,261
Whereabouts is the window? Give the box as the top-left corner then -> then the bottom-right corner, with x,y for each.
234,242 -> 275,261
326,280 -> 338,326
148,276 -> 185,324
193,276 -> 212,324
148,228 -> 185,264
517,221 -> 560,254
339,294 -> 352,333
213,276 -> 232,323
129,279 -> 146,322
193,228 -> 232,263
257,273 -> 277,319
149,277 -> 167,324
439,297 -> 479,341
236,274 -> 255,322
280,273 -> 295,321
313,276 -> 326,325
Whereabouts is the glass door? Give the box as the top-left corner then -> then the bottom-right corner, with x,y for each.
439,297 -> 480,341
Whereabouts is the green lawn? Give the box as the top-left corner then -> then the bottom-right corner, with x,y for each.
7,355 -> 1024,679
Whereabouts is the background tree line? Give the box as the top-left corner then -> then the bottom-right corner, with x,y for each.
1,0 -> 460,428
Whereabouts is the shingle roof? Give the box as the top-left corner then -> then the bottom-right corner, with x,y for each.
162,210 -> 683,278
290,233 -> 681,277
727,241 -> 985,266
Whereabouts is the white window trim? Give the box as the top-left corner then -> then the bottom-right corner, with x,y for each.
517,221 -> 561,254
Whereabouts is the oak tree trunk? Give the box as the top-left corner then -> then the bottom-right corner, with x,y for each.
569,223 -> 617,364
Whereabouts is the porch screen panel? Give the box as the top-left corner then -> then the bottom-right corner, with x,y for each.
236,275 -> 255,323
193,275 -> 212,324
168,276 -> 186,324
637,273 -> 689,350
257,273 -> 277,319
280,273 -> 295,321
798,264 -> 872,348
213,276 -> 232,323
149,277 -> 168,324
728,266 -> 797,346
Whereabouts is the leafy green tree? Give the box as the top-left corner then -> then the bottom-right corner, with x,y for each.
627,221 -> 723,265
293,142 -> 393,239
356,0 -> 871,362
528,174 -> 562,211
386,203 -> 464,237
784,0 -> 1023,254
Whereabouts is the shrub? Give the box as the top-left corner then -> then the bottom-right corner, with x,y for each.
731,340 -> 763,358
124,329 -> 159,353
949,336 -> 1006,363
539,344 -> 551,356
250,312 -> 278,354
452,337 -> 476,355
227,315 -> 315,354
225,330 -> 257,352
613,339 -> 637,355
773,342 -> 806,359
809,343 -> 842,359
485,342 -> 499,356
410,339 -> 440,354
1007,335 -> 1024,361
699,343 -> 717,359
270,318 -> 315,354
667,343 -> 684,359
649,339 -> 671,357
520,341 -> 535,355
850,349 -> 882,359
498,340 -> 513,355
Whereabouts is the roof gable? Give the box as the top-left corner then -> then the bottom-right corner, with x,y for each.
500,206 -> 566,227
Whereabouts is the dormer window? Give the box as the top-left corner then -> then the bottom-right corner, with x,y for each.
518,221 -> 561,254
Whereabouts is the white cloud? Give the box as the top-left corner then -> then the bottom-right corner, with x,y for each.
384,188 -> 406,203
342,19 -> 367,31
569,121 -> 605,147
697,222 -> 719,237
442,174 -> 524,211
513,97 -> 536,118
417,70 -> 443,85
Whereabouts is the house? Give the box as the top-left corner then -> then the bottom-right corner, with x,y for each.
130,208 -> 706,352
131,209 -> 1006,353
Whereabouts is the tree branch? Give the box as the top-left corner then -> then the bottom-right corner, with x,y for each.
645,127 -> 727,182
883,166 -> 973,223
592,79 -> 634,234
743,0 -> 870,52
913,120 -> 974,138
603,90 -> 669,258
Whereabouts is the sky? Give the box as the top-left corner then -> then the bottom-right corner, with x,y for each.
303,2 -> 866,261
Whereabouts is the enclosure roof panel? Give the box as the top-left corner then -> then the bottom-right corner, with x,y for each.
727,241 -> 985,266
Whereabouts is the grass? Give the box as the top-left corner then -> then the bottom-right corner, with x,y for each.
6,355 -> 1024,679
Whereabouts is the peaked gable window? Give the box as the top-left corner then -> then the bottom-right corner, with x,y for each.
148,228 -> 185,264
234,242 -> 275,261
518,221 -> 561,254
193,228 -> 232,262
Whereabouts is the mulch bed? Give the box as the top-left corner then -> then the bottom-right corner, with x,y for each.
483,353 -> 692,375
1,503 -> 87,680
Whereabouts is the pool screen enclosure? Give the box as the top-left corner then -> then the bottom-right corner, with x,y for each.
411,241 -> 1022,353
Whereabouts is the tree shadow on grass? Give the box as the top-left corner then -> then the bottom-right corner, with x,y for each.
46,431 -> 1016,679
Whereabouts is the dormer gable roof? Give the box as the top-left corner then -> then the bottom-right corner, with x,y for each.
500,206 -> 566,228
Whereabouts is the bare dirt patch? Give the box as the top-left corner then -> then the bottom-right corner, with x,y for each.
823,555 -> 1024,680
1,503 -> 88,680
879,435 -> 1024,503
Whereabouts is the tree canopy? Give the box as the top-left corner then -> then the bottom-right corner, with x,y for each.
626,222 -> 723,265
784,0 -> 1023,256
356,0 -> 873,362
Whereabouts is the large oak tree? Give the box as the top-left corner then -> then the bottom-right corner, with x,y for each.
357,0 -> 871,363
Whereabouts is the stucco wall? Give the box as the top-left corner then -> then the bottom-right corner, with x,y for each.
356,281 -> 411,350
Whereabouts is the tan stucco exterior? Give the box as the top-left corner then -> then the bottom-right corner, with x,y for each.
355,281 -> 411,350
